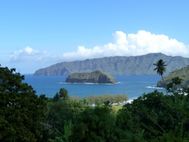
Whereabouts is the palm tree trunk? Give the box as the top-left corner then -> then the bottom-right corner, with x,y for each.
161,75 -> 164,81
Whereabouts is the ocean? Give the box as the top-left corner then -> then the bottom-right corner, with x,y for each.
24,75 -> 164,99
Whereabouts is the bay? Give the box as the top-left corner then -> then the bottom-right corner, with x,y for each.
24,75 -> 164,99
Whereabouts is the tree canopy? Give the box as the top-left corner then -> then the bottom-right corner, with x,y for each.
0,66 -> 47,142
1,65 -> 189,142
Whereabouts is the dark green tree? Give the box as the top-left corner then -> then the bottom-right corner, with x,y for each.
0,66 -> 47,142
71,106 -> 118,142
153,59 -> 167,80
166,77 -> 183,92
116,91 -> 189,141
172,77 -> 182,86
47,97 -> 83,141
53,88 -> 68,101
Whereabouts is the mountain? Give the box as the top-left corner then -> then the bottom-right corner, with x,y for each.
157,65 -> 189,88
34,53 -> 189,76
66,70 -> 115,84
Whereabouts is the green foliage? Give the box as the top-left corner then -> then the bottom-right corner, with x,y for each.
1,65 -> 189,141
70,106 -> 118,142
83,94 -> 128,105
166,77 -> 183,92
53,88 -> 68,101
172,77 -> 183,85
28,81 -> 189,142
0,66 -> 47,142
116,91 -> 189,141
46,98 -> 84,141
159,65 -> 189,89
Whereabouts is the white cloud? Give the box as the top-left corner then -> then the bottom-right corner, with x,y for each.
63,30 -> 189,60
24,46 -> 35,55
9,47 -> 62,73
10,46 -> 48,62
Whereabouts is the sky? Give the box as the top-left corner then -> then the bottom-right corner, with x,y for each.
0,0 -> 189,73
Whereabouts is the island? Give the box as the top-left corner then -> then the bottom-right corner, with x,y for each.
65,70 -> 116,84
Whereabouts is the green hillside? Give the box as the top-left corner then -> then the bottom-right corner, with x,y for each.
158,65 -> 189,88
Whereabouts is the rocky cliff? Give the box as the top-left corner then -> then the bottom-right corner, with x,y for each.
34,53 -> 189,76
66,71 -> 115,84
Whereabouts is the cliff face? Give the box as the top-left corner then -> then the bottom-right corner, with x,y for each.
157,65 -> 189,88
66,71 -> 115,84
34,53 -> 189,76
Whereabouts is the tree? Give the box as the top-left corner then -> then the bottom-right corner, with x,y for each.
47,97 -> 83,141
166,77 -> 183,93
0,66 -> 47,142
116,91 -> 189,141
153,59 -> 167,80
172,77 -> 182,86
53,88 -> 68,101
71,106 -> 118,142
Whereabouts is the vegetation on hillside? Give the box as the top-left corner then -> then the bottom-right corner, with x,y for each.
158,65 -> 189,89
66,70 -> 116,84
82,95 -> 128,105
1,62 -> 189,142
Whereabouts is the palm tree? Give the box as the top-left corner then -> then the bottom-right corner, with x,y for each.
153,59 -> 167,80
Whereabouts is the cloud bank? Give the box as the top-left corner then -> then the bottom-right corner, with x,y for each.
63,30 -> 189,60
10,46 -> 47,62
9,47 -> 60,73
10,31 -> 189,63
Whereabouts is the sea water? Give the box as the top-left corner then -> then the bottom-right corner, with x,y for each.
24,75 -> 164,99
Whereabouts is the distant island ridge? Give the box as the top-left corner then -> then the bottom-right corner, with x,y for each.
34,53 -> 189,76
66,70 -> 116,84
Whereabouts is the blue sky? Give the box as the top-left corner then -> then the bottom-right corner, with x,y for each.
0,0 -> 189,73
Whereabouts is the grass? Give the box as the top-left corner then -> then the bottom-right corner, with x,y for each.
112,105 -> 123,112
